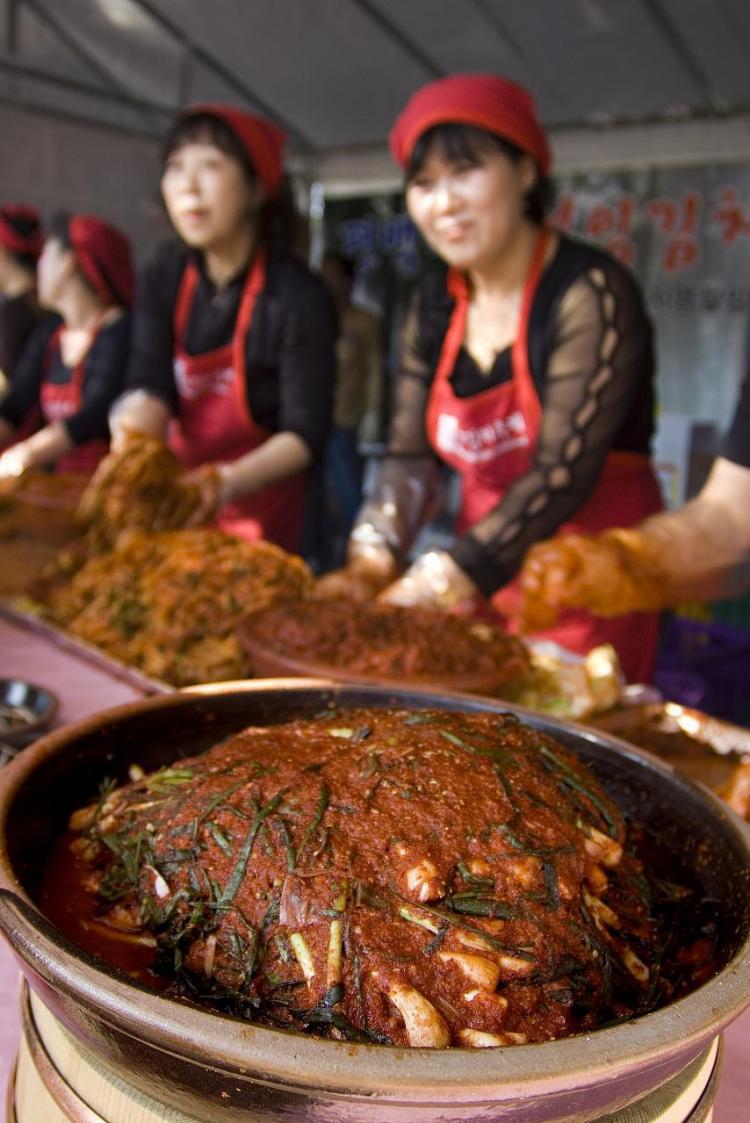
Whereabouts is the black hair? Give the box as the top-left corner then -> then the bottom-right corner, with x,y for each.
0,207 -> 41,272
46,212 -> 121,305
161,112 -> 298,254
406,122 -> 554,225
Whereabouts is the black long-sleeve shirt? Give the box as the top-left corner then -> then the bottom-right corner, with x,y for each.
0,292 -> 49,384
0,313 -> 130,444
386,234 -> 657,595
124,240 -> 336,460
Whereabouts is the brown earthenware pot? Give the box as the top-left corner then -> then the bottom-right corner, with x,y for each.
0,679 -> 748,1123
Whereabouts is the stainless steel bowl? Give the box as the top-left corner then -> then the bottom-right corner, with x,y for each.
0,679 -> 748,1123
0,678 -> 58,750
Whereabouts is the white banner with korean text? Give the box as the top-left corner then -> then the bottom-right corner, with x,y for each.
551,164 -> 750,434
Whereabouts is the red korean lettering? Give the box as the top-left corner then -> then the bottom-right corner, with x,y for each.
550,193 -> 575,232
647,192 -> 702,273
712,187 -> 750,245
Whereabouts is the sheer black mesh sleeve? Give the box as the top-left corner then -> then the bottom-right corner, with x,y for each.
449,262 -> 655,594
353,289 -> 443,559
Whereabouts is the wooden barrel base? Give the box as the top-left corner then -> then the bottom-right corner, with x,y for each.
9,982 -> 721,1123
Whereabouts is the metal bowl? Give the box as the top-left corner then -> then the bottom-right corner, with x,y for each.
0,678 -> 59,750
0,679 -> 748,1123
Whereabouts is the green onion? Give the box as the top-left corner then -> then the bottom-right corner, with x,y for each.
219,791 -> 285,906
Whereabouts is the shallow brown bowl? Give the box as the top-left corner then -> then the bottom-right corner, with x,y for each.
0,679 -> 748,1123
237,614 -> 516,696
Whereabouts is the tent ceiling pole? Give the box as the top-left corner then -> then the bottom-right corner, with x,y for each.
0,54 -> 173,117
126,0 -> 314,151
5,0 -> 19,54
469,0 -> 565,103
347,0 -> 443,78
21,0 -> 170,126
640,0 -> 728,112
178,45 -> 193,107
0,93 -> 163,139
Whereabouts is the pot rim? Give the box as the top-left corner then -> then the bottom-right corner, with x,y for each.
0,678 -> 748,1098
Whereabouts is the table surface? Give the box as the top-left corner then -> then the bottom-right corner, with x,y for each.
1,611 -> 748,1120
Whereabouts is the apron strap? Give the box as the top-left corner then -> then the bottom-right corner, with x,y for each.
42,310 -> 111,417
434,268 -> 469,385
173,261 -> 201,342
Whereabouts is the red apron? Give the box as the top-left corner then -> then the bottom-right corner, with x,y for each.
169,251 -> 306,550
38,321 -> 110,474
425,230 -> 663,683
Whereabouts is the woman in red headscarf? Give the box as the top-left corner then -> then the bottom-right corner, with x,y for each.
320,75 -> 663,683
0,204 -> 47,390
104,103 -> 336,552
0,212 -> 133,479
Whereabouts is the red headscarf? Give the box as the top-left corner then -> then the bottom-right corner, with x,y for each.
68,216 -> 134,309
180,103 -> 286,197
0,204 -> 43,260
389,74 -> 552,175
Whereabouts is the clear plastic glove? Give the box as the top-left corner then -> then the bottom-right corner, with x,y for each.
378,550 -> 481,613
108,390 -> 170,453
518,529 -> 672,632
0,444 -> 31,484
315,545 -> 398,602
76,427 -> 147,525
181,464 -> 226,527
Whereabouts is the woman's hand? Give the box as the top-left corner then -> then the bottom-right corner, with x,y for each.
378,550 -> 481,613
0,443 -> 31,484
516,535 -> 591,631
0,422 -> 73,483
518,530 -> 671,631
76,428 -> 146,524
180,464 -> 225,527
315,547 -> 397,602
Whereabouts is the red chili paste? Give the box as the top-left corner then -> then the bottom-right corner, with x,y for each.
242,600 -> 530,690
42,708 -> 717,1048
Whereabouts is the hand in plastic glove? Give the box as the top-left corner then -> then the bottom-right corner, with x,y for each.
0,444 -> 31,484
518,529 -> 671,632
76,426 -> 146,525
181,464 -> 226,527
378,550 -> 481,613
315,546 -> 398,602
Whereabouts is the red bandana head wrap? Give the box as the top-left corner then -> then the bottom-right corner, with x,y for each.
0,204 -> 44,261
389,74 -> 551,175
179,103 -> 286,196
68,216 -> 134,308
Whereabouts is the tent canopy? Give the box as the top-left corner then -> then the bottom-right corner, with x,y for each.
2,0 -> 750,157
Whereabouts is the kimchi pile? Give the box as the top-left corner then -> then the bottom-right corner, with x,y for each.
42,528 -> 313,686
44,708 -> 718,1048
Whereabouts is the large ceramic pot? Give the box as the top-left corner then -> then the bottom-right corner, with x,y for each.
0,680 -> 748,1123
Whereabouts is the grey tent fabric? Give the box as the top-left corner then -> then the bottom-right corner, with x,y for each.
1,0 -> 749,151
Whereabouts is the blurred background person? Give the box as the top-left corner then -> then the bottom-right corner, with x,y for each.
315,250 -> 383,568
103,103 -> 335,551
319,74 -> 662,682
0,204 -> 46,396
0,213 -> 133,479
